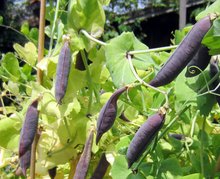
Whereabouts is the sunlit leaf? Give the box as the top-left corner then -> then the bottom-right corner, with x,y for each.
13,42 -> 38,67
105,32 -> 154,88
196,0 -> 220,20
0,116 -> 21,150
68,0 -> 105,37
1,52 -> 20,82
111,155 -> 132,179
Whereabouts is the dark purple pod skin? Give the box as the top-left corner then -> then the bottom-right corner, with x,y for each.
185,45 -> 211,77
19,99 -> 39,158
119,111 -> 131,122
20,149 -> 31,176
168,133 -> 185,140
149,15 -> 213,87
210,58 -> 220,106
74,130 -> 94,179
75,52 -> 86,71
48,167 -> 57,179
96,86 -> 128,144
126,112 -> 166,168
91,153 -> 110,179
55,41 -> 72,104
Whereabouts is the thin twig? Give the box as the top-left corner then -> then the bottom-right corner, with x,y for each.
128,45 -> 178,55
190,110 -> 199,138
200,117 -> 206,177
30,0 -> 46,178
48,0 -> 60,56
80,50 -> 94,114
37,0 -> 46,85
30,128 -> 42,178
80,30 -> 107,46
0,24 -> 31,42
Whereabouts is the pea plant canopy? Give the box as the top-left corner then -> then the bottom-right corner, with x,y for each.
1,0 -> 220,178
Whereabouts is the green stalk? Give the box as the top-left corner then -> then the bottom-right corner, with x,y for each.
140,87 -> 147,112
128,45 -> 178,55
63,117 -> 72,141
190,110 -> 199,137
0,24 -> 31,42
200,117 -> 206,177
31,0 -> 46,177
80,50 -> 93,114
48,0 -> 60,56
80,30 -> 107,46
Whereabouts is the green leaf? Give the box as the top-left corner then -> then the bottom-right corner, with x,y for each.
174,69 -> 197,105
37,56 -> 58,78
202,18 -> 220,55
0,116 -> 21,150
20,21 -> 29,35
175,69 -> 216,116
182,173 -> 201,179
105,32 -> 154,88
59,97 -> 81,117
196,0 -> 220,20
116,135 -> 132,155
13,42 -> 38,67
61,68 -> 87,104
158,158 -> 183,177
127,172 -> 146,179
1,52 -> 21,82
29,28 -> 39,45
111,155 -> 132,179
68,0 -> 105,37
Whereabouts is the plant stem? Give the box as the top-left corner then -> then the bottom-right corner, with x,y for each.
31,0 -> 46,178
63,117 -> 72,141
190,110 -> 199,138
197,71 -> 220,94
30,128 -> 42,179
0,24 -> 31,42
80,30 -> 107,46
128,45 -> 178,55
80,50 -> 93,114
37,0 -> 46,85
200,118 -> 206,177
48,0 -> 60,56
68,155 -> 81,179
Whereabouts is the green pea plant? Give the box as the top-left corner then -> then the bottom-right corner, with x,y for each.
1,0 -> 220,178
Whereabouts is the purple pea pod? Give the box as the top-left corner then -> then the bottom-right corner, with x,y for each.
20,149 -> 31,176
48,167 -> 57,179
126,110 -> 166,168
119,111 -> 131,122
168,133 -> 185,140
96,86 -> 128,144
74,130 -> 94,179
149,15 -> 216,87
55,40 -> 72,104
19,98 -> 39,158
91,153 -> 110,179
